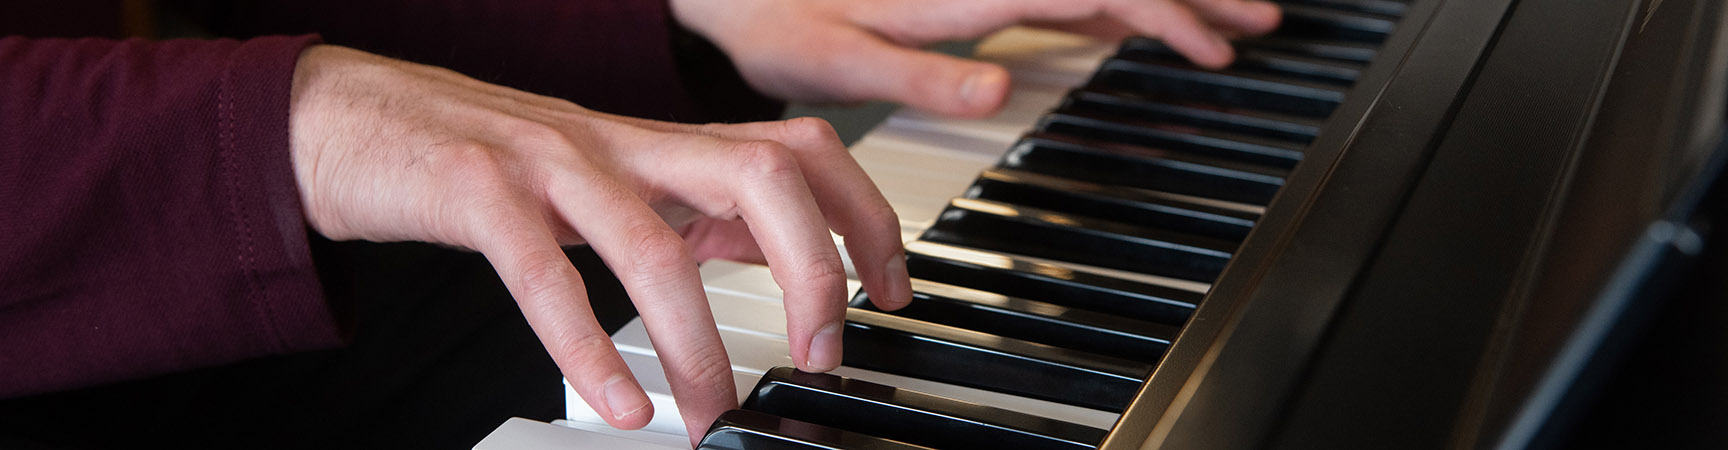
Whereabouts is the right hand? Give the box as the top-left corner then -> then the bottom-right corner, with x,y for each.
287,45 -> 913,441
671,0 -> 1280,118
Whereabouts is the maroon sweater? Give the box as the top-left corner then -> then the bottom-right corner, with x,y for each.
0,1 -> 775,398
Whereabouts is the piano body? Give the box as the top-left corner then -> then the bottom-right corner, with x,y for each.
479,0 -> 1728,448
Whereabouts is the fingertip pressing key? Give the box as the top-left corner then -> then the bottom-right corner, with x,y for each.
603,375 -> 653,422
959,67 -> 1010,114
877,252 -> 913,311
804,321 -> 845,372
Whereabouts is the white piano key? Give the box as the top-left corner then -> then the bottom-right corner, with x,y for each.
613,318 -> 794,376
856,119 -> 1020,163
563,352 -> 759,438
854,143 -> 996,188
707,290 -> 788,339
851,133 -> 1003,237
972,28 -> 1116,87
699,259 -> 862,303
883,79 -> 1074,148
550,420 -> 689,449
472,417 -> 682,450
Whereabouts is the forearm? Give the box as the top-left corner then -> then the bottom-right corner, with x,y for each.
0,35 -> 340,398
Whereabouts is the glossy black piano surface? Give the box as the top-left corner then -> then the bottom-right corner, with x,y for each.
693,0 -> 1728,448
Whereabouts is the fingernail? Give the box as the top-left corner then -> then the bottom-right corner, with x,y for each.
881,253 -> 912,310
603,376 -> 651,421
959,69 -> 1006,109
805,322 -> 844,372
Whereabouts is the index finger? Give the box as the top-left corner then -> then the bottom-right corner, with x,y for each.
542,165 -> 738,442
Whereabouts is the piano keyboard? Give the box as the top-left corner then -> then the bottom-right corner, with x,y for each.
484,2 -> 1412,448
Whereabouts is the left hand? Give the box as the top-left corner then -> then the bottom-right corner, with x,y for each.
670,0 -> 1281,118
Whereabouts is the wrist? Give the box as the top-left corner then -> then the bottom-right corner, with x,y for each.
288,45 -> 358,240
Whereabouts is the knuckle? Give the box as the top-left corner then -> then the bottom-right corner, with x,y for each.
512,254 -> 577,302
730,140 -> 801,180
786,253 -> 848,290
666,348 -> 733,388
553,333 -> 616,371
623,225 -> 694,279
859,202 -> 901,236
459,193 -> 521,243
777,117 -> 841,150
436,146 -> 530,243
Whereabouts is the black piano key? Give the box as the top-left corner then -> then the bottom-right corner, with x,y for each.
1274,4 -> 1398,44
1237,36 -> 1380,63
1002,134 -> 1288,206
1277,0 -> 1407,17
1060,88 -> 1323,143
922,198 -> 1237,283
742,367 -> 1108,450
1037,112 -> 1305,169
841,308 -> 1150,411
699,409 -> 935,450
851,280 -> 1179,362
1089,58 -> 1346,118
1118,36 -> 1364,86
966,168 -> 1258,242
906,242 -> 1203,326
1220,48 -> 1366,86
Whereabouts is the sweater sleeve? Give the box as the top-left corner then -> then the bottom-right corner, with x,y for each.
193,0 -> 782,124
0,35 -> 340,398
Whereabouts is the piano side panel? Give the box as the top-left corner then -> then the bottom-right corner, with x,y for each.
1100,0 -> 1518,447
1264,0 -> 1647,448
1474,0 -> 1728,446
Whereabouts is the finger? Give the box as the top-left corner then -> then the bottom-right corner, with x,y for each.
544,163 -> 736,439
820,29 -> 1012,117
469,199 -> 654,431
708,138 -> 852,373
1107,0 -> 1236,68
1182,0 -> 1282,36
706,118 -> 911,313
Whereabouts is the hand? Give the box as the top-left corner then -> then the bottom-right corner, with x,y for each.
671,0 -> 1281,118
287,45 -> 913,441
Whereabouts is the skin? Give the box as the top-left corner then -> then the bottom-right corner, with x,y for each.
286,0 -> 1279,445
672,0 -> 1281,118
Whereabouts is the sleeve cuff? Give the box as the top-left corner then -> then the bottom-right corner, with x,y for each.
217,34 -> 346,353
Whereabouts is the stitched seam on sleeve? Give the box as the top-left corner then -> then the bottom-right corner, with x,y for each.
218,46 -> 285,352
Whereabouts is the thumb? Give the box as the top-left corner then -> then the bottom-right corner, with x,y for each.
828,31 -> 1012,118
